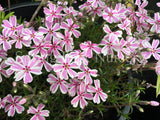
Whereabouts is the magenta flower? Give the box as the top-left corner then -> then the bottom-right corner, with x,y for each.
57,30 -> 74,52
69,50 -> 88,66
2,16 -> 23,36
23,28 -> 43,45
43,2 -> 63,22
80,41 -> 101,58
0,61 -> 9,83
87,0 -> 105,8
0,29 -> 12,51
27,103 -> 50,120
68,78 -> 81,96
0,96 -> 7,109
39,22 -> 60,42
103,7 -> 119,23
47,74 -> 68,94
87,80 -> 108,104
5,94 -> 25,117
157,2 -> 160,7
7,55 -> 42,84
142,39 -> 160,60
78,64 -> 98,84
53,54 -> 78,80
71,83 -> 93,109
147,12 -> 160,33
61,18 -> 81,38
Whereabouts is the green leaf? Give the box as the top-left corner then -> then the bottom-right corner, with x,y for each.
4,12 -> 14,20
156,74 -> 160,97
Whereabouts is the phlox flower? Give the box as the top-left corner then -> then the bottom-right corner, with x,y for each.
7,55 -> 42,84
115,3 -> 127,19
87,0 -> 105,8
135,0 -> 148,10
78,64 -> 98,84
0,46 -> 7,61
136,20 -> 149,33
71,83 -> 93,109
63,6 -> 78,17
79,2 -> 92,12
136,9 -> 149,23
29,41 -> 48,57
39,22 -> 60,42
89,7 -> 103,21
57,30 -> 74,52
23,28 -> 43,45
0,4 -> 3,12
27,103 -> 50,120
0,29 -> 11,51
157,2 -> 160,7
80,41 -> 101,58
0,96 -> 7,109
87,80 -> 108,104
147,12 -> 160,33
155,60 -> 160,74
34,55 -> 53,72
61,18 -> 81,38
69,50 -> 88,66
68,78 -> 81,96
53,54 -> 78,80
10,30 -> 31,49
43,2 -> 63,22
142,39 -> 160,60
5,94 -> 25,117
47,74 -> 68,94
0,61 -> 9,83
2,16 -> 23,36
103,7 -> 119,23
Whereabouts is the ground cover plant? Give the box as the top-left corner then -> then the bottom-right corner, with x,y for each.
0,0 -> 160,119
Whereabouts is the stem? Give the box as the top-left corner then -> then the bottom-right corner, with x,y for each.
8,0 -> 11,13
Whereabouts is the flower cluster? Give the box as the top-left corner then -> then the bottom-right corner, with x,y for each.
0,0 -> 160,119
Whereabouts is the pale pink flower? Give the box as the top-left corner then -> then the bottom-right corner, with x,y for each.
0,29 -> 11,51
135,0 -> 148,10
46,37 -> 62,58
71,83 -> 93,109
29,41 -> 48,57
89,7 -> 103,21
147,12 -> 160,33
103,7 -> 119,23
23,28 -> 43,45
47,74 -> 68,94
78,64 -> 97,84
0,4 -> 4,12
79,2 -> 92,12
44,2 -> 63,22
69,50 -> 88,66
80,41 -> 101,58
142,39 -> 160,60
7,55 -> 42,84
57,30 -> 74,52
157,2 -> 160,7
87,0 -> 105,8
136,20 -> 149,33
10,30 -> 31,49
5,94 -> 25,117
68,78 -> 81,96
34,55 -> 53,72
39,22 -> 60,42
87,80 -> 108,104
27,103 -> 50,120
115,3 -> 127,19
136,9 -> 149,23
61,18 -> 81,38
0,61 -> 9,83
0,46 -> 7,61
0,96 -> 7,109
63,6 -> 78,17
53,54 -> 78,80
155,60 -> 160,74
2,16 -> 23,36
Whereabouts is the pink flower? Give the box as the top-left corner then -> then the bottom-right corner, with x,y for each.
71,83 -> 93,109
0,29 -> 11,51
43,2 -> 63,22
27,103 -> 50,120
157,2 -> 160,7
142,39 -> 160,60
148,101 -> 160,106
0,61 -> 9,83
68,78 -> 81,96
2,16 -> 23,36
78,64 -> 97,84
0,4 -> 4,12
103,7 -> 119,23
147,12 -> 160,33
29,41 -> 48,57
10,30 -> 31,49
80,41 -> 101,58
87,0 -> 105,8
136,9 -> 149,23
39,22 -> 60,42
5,94 -> 25,117
89,7 -> 103,21
53,54 -> 78,80
69,50 -> 88,66
57,30 -> 74,52
155,60 -> 160,74
0,96 -> 7,109
23,28 -> 43,44
88,80 -> 108,104
47,74 -> 68,94
63,6 -> 78,17
79,2 -> 92,12
7,55 -> 42,84
135,0 -> 148,10
61,18 -> 81,38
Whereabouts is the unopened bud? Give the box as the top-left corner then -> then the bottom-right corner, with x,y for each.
148,101 -> 159,106
12,82 -> 17,87
19,98 -> 27,105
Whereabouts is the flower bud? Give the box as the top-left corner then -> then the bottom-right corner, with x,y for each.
149,101 -> 159,106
